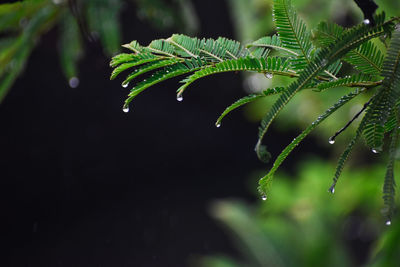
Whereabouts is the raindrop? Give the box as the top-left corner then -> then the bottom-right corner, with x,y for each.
176,95 -> 183,102
69,77 -> 79,88
386,220 -> 391,226
328,137 -> 335,144
261,194 -> 267,201
363,19 -> 370,25
122,104 -> 129,113
265,72 -> 273,79
122,82 -> 129,88
216,122 -> 221,128
372,149 -> 379,154
328,185 -> 335,194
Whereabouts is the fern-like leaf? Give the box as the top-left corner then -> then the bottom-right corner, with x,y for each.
316,73 -> 375,91
382,128 -> 399,224
258,88 -> 363,195
110,53 -> 162,80
273,0 -> 313,70
363,24 -> 400,150
256,13 -> 394,170
177,57 -> 293,97
124,58 -> 206,106
215,87 -> 286,127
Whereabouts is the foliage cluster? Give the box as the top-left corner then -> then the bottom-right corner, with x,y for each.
110,0 -> 400,222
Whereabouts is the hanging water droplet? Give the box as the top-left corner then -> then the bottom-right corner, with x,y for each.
363,19 -> 370,25
328,185 -> 335,194
176,95 -> 183,102
261,194 -> 267,201
386,220 -> 391,226
264,72 -> 273,79
69,77 -> 79,88
122,104 -> 129,113
122,82 -> 129,88
216,122 -> 221,128
328,137 -> 335,144
372,149 -> 379,154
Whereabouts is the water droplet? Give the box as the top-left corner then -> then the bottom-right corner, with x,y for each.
363,19 -> 370,25
265,72 -> 273,79
122,104 -> 129,113
328,137 -> 335,144
372,149 -> 379,154
386,220 -> 391,226
261,194 -> 267,201
328,185 -> 335,194
69,77 -> 79,88
216,122 -> 221,128
176,95 -> 183,102
122,82 -> 129,88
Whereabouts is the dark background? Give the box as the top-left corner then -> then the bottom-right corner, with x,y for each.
0,1 -> 320,266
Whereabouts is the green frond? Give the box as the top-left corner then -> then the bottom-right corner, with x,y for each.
313,21 -> 344,47
316,73 -> 374,91
330,116 -> 369,191
313,20 -> 386,75
215,36 -> 250,59
121,58 -> 182,86
256,12 -> 394,170
321,59 -> 342,79
177,57 -> 292,97
345,41 -> 385,74
124,58 -> 206,107
110,53 -> 161,79
247,35 -> 298,56
215,87 -> 286,127
363,23 -> 400,150
121,40 -> 143,53
258,88 -> 363,195
273,0 -> 314,69
147,39 -> 177,57
382,128 -> 399,223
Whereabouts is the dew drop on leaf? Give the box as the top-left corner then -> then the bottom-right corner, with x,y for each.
328,137 -> 335,145
122,104 -> 129,113
176,95 -> 183,102
363,19 -> 370,25
372,149 -> 379,154
261,194 -> 267,201
328,185 -> 335,194
386,220 -> 391,226
265,72 -> 273,79
122,82 -> 129,88
216,122 -> 221,128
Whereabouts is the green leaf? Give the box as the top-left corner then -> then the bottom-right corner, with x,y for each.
177,57 -> 292,97
363,23 -> 400,150
256,13 -> 395,193
382,128 -> 399,223
124,58 -> 206,106
273,0 -> 314,70
258,88 -> 363,195
316,73 -> 374,91
215,87 -> 285,127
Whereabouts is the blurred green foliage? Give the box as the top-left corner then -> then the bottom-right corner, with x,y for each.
0,0 -> 198,102
193,160 -> 400,267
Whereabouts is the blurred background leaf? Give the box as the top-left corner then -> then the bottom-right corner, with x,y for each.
0,0 -> 199,102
